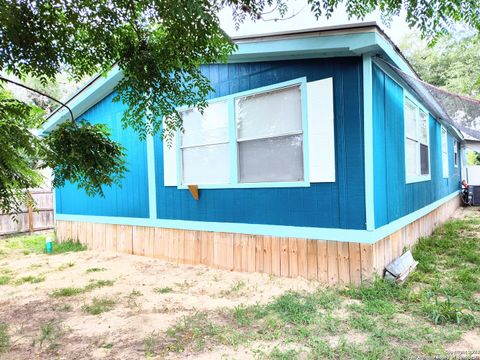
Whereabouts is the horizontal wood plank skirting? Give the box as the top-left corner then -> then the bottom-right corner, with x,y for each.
55,195 -> 459,284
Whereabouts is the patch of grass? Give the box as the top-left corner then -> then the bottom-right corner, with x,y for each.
0,323 -> 9,353
269,347 -> 300,359
220,280 -> 246,297
153,286 -> 173,294
57,262 -> 75,271
0,276 -> 10,285
144,331 -> 160,357
1,233 -> 86,255
268,291 -> 318,325
37,321 -> 63,349
421,293 -> 475,325
165,312 -> 225,352
50,287 -> 84,297
52,240 -> 87,254
50,279 -> 114,297
86,267 -> 107,273
82,297 -> 116,315
84,279 -> 115,291
15,275 -> 45,285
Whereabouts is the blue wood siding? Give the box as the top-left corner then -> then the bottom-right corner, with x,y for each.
154,58 -> 366,229
373,64 -> 461,228
55,93 -> 149,218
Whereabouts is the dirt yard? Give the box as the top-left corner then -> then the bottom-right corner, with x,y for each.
0,207 -> 479,359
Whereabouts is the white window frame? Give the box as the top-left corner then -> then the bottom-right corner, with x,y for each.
404,94 -> 431,184
176,77 -> 310,189
442,126 -> 449,178
453,139 -> 458,168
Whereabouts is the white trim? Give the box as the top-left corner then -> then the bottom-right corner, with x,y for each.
404,94 -> 431,184
442,126 -> 449,178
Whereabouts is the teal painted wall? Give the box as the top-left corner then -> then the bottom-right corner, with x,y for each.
154,58 -> 366,229
55,93 -> 150,218
373,64 -> 461,228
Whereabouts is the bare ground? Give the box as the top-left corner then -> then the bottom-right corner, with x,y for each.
0,246 -> 321,359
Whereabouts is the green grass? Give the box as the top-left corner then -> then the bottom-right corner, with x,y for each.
37,321 -> 63,349
15,275 -> 45,285
0,276 -> 10,285
82,297 -> 116,315
154,215 -> 480,358
50,279 -> 115,297
50,287 -> 84,297
1,233 -> 86,255
86,267 -> 107,273
165,312 -> 226,353
153,286 -> 173,294
144,331 -> 160,357
0,323 -> 9,353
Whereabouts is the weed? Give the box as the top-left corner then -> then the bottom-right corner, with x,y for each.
233,303 -> 268,327
0,276 -> 10,285
269,291 -> 317,325
84,279 -> 115,291
153,286 -> 173,294
127,289 -> 143,309
269,347 -> 300,359
38,321 -> 63,349
16,275 -> 45,285
50,240 -> 87,254
144,331 -> 160,357
57,262 -> 75,271
221,280 -> 246,297
50,287 -> 84,297
86,267 -> 107,273
82,297 -> 116,315
313,289 -> 341,310
421,293 -> 475,325
50,279 -> 114,297
0,323 -> 9,353
165,312 -> 224,352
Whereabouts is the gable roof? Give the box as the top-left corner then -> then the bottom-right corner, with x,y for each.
40,22 -> 452,136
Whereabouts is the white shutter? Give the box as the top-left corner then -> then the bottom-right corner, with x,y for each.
307,78 -> 336,183
163,134 -> 178,186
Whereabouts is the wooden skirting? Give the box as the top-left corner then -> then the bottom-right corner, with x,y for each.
372,195 -> 461,275
55,195 -> 459,284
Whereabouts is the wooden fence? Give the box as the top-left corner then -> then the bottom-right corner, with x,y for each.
0,189 -> 54,236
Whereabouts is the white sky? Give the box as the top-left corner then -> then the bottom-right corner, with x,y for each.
219,0 -> 411,45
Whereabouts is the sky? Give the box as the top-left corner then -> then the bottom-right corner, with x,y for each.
219,0 -> 412,45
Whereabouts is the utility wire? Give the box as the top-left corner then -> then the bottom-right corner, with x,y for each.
0,76 -> 75,122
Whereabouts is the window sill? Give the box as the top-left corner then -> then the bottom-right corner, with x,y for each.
177,181 -> 311,190
406,175 -> 431,184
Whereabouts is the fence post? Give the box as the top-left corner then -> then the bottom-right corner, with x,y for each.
28,206 -> 33,234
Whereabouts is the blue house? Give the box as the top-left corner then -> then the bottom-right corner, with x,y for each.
43,22 -> 463,284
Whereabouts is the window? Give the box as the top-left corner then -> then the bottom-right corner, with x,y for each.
453,139 -> 458,167
180,101 -> 230,185
405,98 -> 430,182
236,85 -> 304,183
442,126 -> 449,177
178,79 -> 307,187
